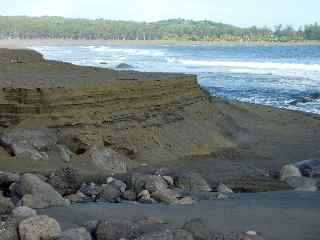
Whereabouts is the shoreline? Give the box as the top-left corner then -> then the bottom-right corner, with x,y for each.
1,39 -> 320,48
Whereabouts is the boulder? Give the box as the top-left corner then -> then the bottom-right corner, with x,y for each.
18,215 -> 61,240
122,190 -> 137,201
0,172 -> 19,190
58,227 -> 92,240
47,168 -> 82,196
82,220 -> 98,239
293,159 -> 320,177
11,207 -> 37,222
286,176 -> 318,192
280,164 -> 302,181
162,176 -> 174,186
65,191 -> 86,203
217,183 -> 234,193
151,189 -> 177,204
0,127 -> 57,160
108,179 -> 127,193
136,229 -> 194,240
116,63 -> 134,69
13,173 -> 69,209
237,231 -> 264,240
96,219 -> 137,240
57,144 -> 73,163
97,184 -> 121,203
133,174 -> 168,194
182,218 -> 212,240
90,146 -> 129,174
80,183 -> 100,200
0,218 -> 19,240
174,172 -> 212,192
0,192 -> 14,215
138,190 -> 151,200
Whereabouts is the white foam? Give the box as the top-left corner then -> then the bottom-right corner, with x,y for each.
172,59 -> 320,72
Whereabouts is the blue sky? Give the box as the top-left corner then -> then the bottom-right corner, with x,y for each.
1,0 -> 319,27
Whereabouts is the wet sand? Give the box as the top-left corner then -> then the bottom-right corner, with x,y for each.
40,191 -> 320,240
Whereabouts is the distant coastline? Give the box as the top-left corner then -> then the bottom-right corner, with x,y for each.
1,39 -> 320,49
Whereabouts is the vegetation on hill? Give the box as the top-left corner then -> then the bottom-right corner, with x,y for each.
0,16 -> 319,42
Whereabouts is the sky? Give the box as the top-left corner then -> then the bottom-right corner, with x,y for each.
1,0 -> 319,27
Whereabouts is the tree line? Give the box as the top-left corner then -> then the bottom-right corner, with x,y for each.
0,16 -> 319,41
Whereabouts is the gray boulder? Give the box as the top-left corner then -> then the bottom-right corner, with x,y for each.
280,164 -> 302,181
174,172 -> 212,192
0,192 -> 14,215
97,184 -> 121,203
217,183 -> 234,193
182,218 -> 212,240
13,173 -> 69,209
58,227 -> 92,240
90,146 -> 129,174
0,218 -> 19,240
133,174 -> 168,194
122,190 -> 137,201
0,127 -> 57,160
96,219 -> 137,240
293,159 -> 320,177
11,207 -> 37,222
18,215 -> 61,240
47,167 -> 82,196
286,176 -> 318,192
151,189 -> 178,204
136,229 -> 194,240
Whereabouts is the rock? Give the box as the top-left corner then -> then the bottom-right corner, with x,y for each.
13,173 -> 69,209
133,174 -> 168,194
0,218 -> 19,240
18,215 -> 61,240
98,184 -> 121,203
217,183 -> 234,193
280,164 -> 302,181
286,176 -> 318,192
0,193 -> 14,215
163,176 -> 174,186
0,172 -> 19,190
82,220 -> 98,239
11,207 -> 37,221
57,145 -> 73,163
136,229 -> 194,240
177,196 -> 196,205
65,191 -> 86,203
134,217 -> 169,236
217,193 -> 229,200
116,63 -> 134,69
174,172 -> 212,192
0,127 -> 57,160
80,183 -> 100,199
138,190 -> 151,200
109,179 -> 127,193
90,146 -> 129,174
182,218 -> 212,240
289,92 -> 320,106
122,190 -> 137,201
238,231 -> 264,240
151,189 -> 177,204
96,219 -> 137,240
293,159 -> 320,177
58,227 -> 92,240
47,168 -> 82,196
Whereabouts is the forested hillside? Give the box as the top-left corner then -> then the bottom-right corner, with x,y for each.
0,16 -> 319,41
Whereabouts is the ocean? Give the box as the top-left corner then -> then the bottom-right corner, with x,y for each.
31,43 -> 320,114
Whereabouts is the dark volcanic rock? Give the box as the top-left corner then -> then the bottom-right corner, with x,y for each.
47,168 -> 82,196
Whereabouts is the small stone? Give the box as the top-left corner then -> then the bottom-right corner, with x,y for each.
217,183 -> 234,193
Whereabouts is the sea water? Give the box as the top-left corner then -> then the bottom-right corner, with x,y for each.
31,43 -> 320,114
